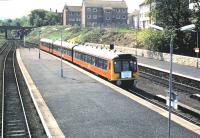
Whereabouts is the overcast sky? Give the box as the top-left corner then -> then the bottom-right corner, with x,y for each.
0,0 -> 141,19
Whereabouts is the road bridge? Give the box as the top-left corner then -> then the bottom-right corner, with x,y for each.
0,25 -> 34,40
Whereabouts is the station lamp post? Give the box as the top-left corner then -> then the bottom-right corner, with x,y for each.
195,30 -> 199,68
23,35 -> 26,48
38,31 -> 41,59
149,24 -> 195,138
53,28 -> 64,78
188,29 -> 199,68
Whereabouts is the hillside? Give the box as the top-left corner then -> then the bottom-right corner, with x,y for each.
26,25 -> 139,48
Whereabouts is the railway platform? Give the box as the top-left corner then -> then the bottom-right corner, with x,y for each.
17,47 -> 200,138
137,56 -> 200,81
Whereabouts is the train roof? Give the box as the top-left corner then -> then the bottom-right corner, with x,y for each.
40,38 -> 133,60
73,44 -> 128,60
53,40 -> 78,49
40,38 -> 53,43
40,38 -> 78,49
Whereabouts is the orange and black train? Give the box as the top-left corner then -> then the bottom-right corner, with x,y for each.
40,38 -> 139,88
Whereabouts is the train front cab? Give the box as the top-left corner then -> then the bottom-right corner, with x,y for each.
110,55 -> 139,88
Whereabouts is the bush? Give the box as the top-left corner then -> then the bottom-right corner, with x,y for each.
137,29 -> 164,51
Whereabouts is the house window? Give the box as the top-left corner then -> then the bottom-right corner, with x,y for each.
87,22 -> 91,26
87,8 -> 91,11
116,15 -> 120,19
87,15 -> 91,19
93,8 -> 97,12
122,15 -> 126,19
106,17 -> 110,20
116,9 -> 120,12
93,15 -> 97,19
122,9 -> 126,13
106,10 -> 110,13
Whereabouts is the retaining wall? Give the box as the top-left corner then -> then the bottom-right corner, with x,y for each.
85,43 -> 199,68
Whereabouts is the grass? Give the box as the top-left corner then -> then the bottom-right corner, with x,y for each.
0,33 -> 6,47
111,28 -> 134,33
26,25 -> 139,48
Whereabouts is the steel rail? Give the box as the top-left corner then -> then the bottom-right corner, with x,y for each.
1,46 -> 12,138
129,89 -> 200,126
1,46 -> 32,138
140,71 -> 200,94
13,48 -> 32,137
0,43 -> 8,55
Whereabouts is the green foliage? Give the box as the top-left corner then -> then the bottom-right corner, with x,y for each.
137,29 -> 164,51
0,16 -> 30,26
151,0 -> 198,56
155,0 -> 192,28
192,0 -> 200,29
111,28 -> 134,33
29,9 -> 60,27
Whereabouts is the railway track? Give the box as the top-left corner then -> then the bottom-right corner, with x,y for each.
139,65 -> 200,91
140,71 -> 200,95
129,87 -> 200,127
1,45 -> 31,137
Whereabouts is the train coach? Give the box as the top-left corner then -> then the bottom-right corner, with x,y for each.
40,38 -> 139,88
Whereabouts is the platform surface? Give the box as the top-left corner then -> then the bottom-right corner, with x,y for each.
137,56 -> 200,81
20,48 -> 200,138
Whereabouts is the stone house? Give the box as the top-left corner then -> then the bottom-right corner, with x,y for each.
82,0 -> 128,27
63,5 -> 82,26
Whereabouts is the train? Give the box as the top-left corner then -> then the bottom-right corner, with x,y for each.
40,38 -> 139,88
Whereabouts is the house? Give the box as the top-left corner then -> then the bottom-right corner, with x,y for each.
81,0 -> 128,27
63,5 -> 82,26
139,1 -> 151,28
128,10 -> 139,29
138,0 -> 156,29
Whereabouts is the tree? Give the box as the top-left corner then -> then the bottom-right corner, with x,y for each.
155,0 -> 192,29
29,9 -> 60,27
191,0 -> 200,28
153,0 -> 195,55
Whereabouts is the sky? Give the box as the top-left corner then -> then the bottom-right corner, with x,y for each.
0,0 -> 142,19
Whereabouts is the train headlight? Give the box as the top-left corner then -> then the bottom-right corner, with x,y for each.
116,80 -> 122,86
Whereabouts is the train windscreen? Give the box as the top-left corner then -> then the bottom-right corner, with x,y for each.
114,59 -> 137,73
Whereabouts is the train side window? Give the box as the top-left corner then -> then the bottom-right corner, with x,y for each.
114,61 -> 121,73
99,59 -> 103,69
80,53 -> 82,60
69,50 -> 72,56
87,55 -> 91,64
91,56 -> 95,65
103,60 -> 107,70
95,57 -> 99,67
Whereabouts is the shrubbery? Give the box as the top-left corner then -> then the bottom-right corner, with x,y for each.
137,29 -> 165,51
